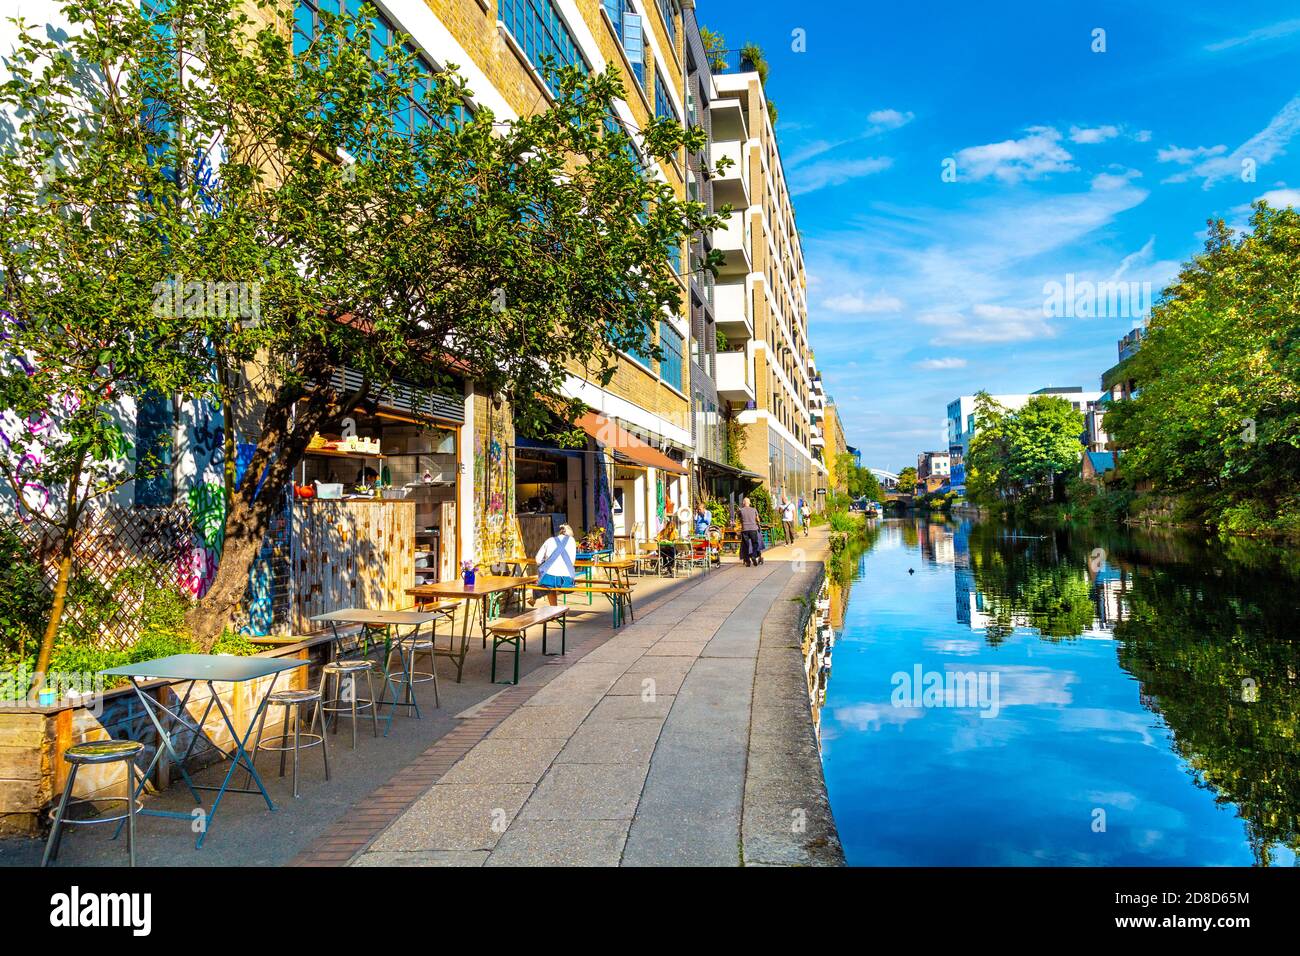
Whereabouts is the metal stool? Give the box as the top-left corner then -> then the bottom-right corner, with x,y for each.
250,688 -> 328,798
42,739 -> 144,867
320,659 -> 380,749
382,635 -> 440,734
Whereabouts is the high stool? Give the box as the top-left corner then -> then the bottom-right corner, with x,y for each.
42,739 -> 144,867
382,633 -> 440,735
250,688 -> 328,798
320,659 -> 380,749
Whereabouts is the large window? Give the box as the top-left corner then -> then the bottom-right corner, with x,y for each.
657,0 -> 677,50
654,66 -> 679,122
503,0 -> 589,95
659,320 -> 684,391
602,0 -> 644,88
294,0 -> 469,131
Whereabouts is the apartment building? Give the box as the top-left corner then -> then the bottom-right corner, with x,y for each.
822,399 -> 849,495
710,61 -> 817,508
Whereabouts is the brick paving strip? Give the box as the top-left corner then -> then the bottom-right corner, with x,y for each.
295,528 -> 844,867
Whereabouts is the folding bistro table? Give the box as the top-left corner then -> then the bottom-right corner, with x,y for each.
308,608 -> 447,733
98,654 -> 307,849
407,576 -> 536,682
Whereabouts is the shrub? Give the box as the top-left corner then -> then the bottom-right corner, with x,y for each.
0,523 -> 50,661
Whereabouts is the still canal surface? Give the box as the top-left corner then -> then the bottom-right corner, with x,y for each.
812,518 -> 1300,866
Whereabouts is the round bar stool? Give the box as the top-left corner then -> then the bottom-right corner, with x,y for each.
42,739 -> 144,868
320,659 -> 380,749
384,632 -> 440,726
250,688 -> 329,798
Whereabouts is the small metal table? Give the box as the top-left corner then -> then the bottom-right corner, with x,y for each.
407,577 -> 536,682
308,608 -> 446,733
99,654 -> 307,849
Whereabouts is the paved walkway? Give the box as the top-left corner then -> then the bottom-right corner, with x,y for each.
342,528 -> 842,867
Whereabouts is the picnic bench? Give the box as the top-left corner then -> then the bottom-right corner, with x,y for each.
486,605 -> 569,684
531,581 -> 633,628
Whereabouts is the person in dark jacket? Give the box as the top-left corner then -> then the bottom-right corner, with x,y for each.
738,497 -> 763,567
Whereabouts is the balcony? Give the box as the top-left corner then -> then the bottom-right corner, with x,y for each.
715,348 -> 755,404
713,210 -> 751,275
714,277 -> 752,338
710,141 -> 749,208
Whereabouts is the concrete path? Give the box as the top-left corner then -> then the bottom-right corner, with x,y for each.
350,529 -> 843,867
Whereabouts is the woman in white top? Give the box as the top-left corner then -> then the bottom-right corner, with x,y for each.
534,523 -> 577,607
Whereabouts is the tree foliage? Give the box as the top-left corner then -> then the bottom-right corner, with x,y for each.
1,0 -> 725,645
967,392 -> 1084,505
1105,203 -> 1300,536
896,465 -> 917,495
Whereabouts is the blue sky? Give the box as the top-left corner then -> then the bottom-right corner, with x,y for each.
702,1 -> 1300,471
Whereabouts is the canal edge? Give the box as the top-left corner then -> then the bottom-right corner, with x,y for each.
742,550 -> 846,866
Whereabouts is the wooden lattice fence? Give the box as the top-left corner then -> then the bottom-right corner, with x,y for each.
5,505 -> 202,650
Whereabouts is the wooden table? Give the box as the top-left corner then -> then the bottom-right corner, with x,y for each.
407,577 -> 536,682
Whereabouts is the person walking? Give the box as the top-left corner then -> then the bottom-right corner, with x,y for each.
800,498 -> 811,535
533,523 -> 577,606
781,497 -> 796,545
738,496 -> 763,567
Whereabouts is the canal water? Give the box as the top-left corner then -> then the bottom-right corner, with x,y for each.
812,517 -> 1300,866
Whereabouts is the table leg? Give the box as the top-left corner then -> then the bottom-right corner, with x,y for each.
198,675 -> 280,848
112,679 -> 206,841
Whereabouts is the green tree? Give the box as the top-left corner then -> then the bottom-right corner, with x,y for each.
1106,204 -> 1300,536
0,0 -> 221,691
896,466 -> 918,495
966,393 -> 1083,505
1004,395 -> 1085,490
1,0 -> 725,647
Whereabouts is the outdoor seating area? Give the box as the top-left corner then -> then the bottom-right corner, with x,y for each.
8,548 -> 736,868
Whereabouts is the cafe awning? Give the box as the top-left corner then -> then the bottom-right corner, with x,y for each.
575,411 -> 687,476
696,456 -> 763,481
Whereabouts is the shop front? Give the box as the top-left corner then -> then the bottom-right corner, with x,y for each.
289,373 -> 466,632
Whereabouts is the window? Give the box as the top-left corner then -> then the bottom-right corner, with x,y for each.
654,66 -> 679,122
603,0 -> 644,88
294,0 -> 469,131
657,0 -> 678,49
659,320 -> 685,391
502,0 -> 589,95
135,392 -> 175,507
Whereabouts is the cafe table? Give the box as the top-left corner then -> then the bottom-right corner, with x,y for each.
308,608 -> 448,733
98,654 -> 308,849
407,576 -> 536,682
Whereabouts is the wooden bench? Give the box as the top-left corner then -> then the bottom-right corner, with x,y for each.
486,606 -> 570,684
532,583 -> 634,628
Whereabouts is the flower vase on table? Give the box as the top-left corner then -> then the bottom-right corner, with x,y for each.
461,561 -> 477,587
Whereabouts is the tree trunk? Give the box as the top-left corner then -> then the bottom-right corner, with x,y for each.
187,374 -> 365,648
29,467 -> 82,700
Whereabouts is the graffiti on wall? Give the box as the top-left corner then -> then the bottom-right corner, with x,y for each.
474,401 -> 517,564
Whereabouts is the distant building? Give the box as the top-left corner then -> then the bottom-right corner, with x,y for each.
1093,327 -> 1146,456
946,387 -> 1101,491
917,450 -> 950,479
846,445 -> 862,468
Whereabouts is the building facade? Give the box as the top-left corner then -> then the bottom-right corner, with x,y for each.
710,63 -> 816,508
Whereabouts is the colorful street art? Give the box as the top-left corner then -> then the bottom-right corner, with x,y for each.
593,453 -> 613,551
474,399 -> 517,564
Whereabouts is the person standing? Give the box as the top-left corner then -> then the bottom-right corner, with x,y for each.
800,498 -> 811,535
694,504 -> 712,537
738,496 -> 762,567
533,523 -> 577,606
781,497 -> 796,545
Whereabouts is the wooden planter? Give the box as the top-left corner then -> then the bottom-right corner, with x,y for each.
0,636 -> 335,839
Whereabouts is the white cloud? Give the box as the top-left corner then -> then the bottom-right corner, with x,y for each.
915,357 -> 968,370
918,305 -> 1055,346
1157,143 -> 1226,165
867,109 -> 914,130
1158,94 -> 1300,189
1133,129 -> 1153,143
1069,124 -> 1119,144
1206,17 -> 1300,53
822,291 -> 904,314
1254,186 -> 1300,208
1091,167 -> 1143,191
953,126 -> 1076,183
790,156 -> 893,195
